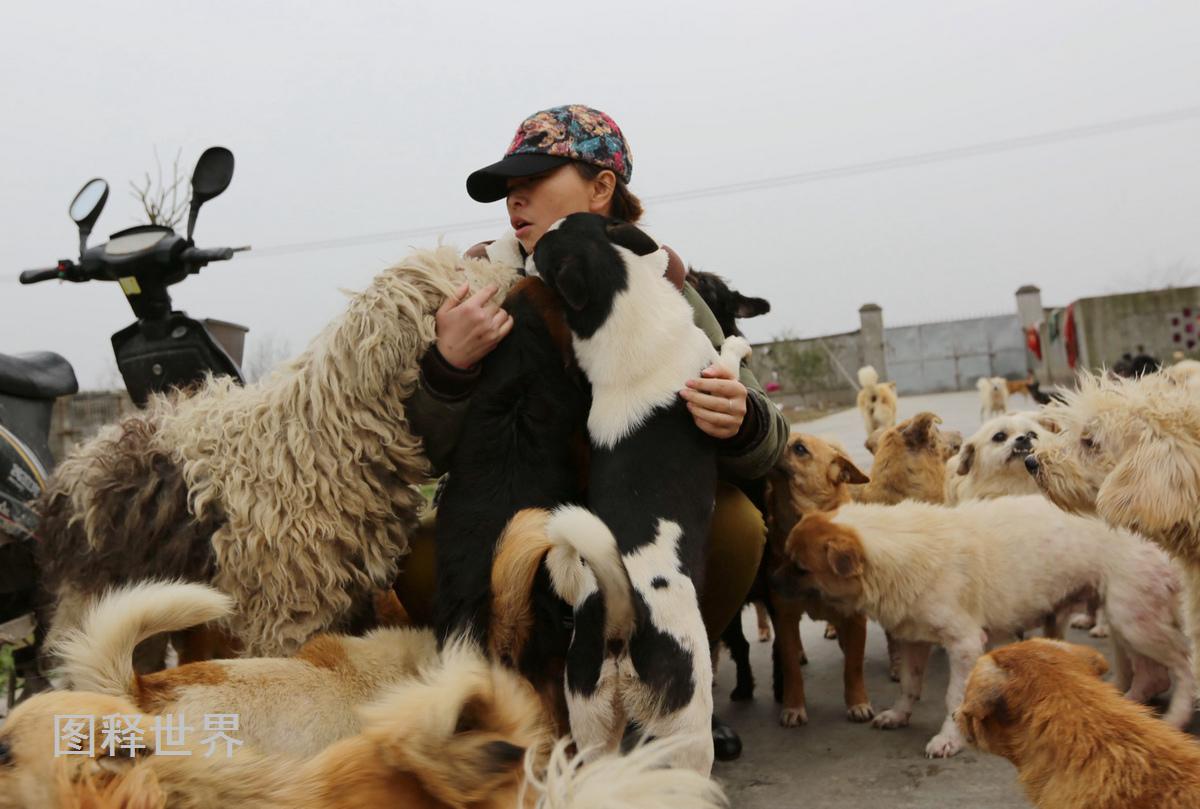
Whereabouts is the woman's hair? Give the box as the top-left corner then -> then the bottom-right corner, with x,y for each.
572,163 -> 643,223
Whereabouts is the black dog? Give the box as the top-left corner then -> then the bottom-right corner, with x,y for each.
685,268 -> 770,340
432,276 -> 589,691
1028,380 -> 1068,406
531,213 -> 749,773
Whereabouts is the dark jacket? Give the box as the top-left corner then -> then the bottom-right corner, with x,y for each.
407,247 -> 788,482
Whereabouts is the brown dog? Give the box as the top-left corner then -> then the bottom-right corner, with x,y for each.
856,412 -> 957,506
2,644 -> 549,809
956,638 -> 1200,808
764,433 -> 873,727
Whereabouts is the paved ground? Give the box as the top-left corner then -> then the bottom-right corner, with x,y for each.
712,389 -> 1060,808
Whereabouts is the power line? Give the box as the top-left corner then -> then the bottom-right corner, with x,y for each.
241,103 -> 1200,258
12,104 -> 1200,271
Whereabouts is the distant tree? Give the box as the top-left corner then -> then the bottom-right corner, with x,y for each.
130,148 -> 190,228
243,332 -> 294,383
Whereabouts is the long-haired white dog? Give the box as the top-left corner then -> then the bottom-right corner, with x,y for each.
857,366 -> 897,438
976,377 -> 1008,423
36,248 -> 517,661
783,495 -> 1194,758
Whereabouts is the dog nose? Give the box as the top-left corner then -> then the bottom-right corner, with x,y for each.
1013,434 -> 1032,449
1024,455 -> 1040,475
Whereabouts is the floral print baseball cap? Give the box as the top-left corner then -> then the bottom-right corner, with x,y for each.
466,104 -> 633,202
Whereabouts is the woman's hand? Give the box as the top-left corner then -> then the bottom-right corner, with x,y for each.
680,362 -> 748,440
434,282 -> 513,369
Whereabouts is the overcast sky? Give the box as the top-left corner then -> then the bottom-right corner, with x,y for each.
4,1 -> 1199,388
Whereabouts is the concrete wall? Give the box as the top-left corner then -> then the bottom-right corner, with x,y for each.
1072,286 -> 1200,369
750,330 -> 863,409
884,314 -> 1027,394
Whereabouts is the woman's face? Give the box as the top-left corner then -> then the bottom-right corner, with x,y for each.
506,165 -> 613,252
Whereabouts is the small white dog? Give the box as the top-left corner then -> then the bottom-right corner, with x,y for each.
784,495 -> 1194,758
976,376 -> 1008,423
945,413 -> 1050,505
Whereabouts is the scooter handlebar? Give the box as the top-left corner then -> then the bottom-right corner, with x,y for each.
19,268 -> 61,284
181,246 -> 237,264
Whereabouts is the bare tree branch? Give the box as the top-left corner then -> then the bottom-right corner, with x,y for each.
129,147 -> 190,227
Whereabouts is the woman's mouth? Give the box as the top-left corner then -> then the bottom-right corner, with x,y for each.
511,218 -> 533,239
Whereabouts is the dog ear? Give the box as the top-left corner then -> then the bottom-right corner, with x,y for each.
902,412 -> 942,449
825,535 -> 864,579
956,443 -> 976,476
960,656 -> 1011,728
833,454 -> 870,485
553,257 -> 589,311
1097,436 -> 1196,539
1033,413 -> 1061,434
734,294 -> 771,319
605,220 -> 659,256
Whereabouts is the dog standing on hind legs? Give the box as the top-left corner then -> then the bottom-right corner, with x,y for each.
856,366 -> 897,439
529,213 -> 752,774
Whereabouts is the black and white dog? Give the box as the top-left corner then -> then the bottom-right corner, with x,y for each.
529,213 -> 749,774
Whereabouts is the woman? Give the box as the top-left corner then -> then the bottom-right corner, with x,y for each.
402,105 -> 788,760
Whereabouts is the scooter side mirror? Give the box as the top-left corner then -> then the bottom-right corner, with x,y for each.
186,147 -> 235,240
69,178 -> 109,255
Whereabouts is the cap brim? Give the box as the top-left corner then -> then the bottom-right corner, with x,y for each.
466,154 -> 573,202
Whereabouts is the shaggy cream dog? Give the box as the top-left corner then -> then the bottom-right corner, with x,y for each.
1028,371 -> 1200,681
36,247 -> 518,660
783,495 -> 1195,758
50,581 -> 439,758
975,377 -> 1008,423
957,639 -> 1200,809
856,366 -> 897,439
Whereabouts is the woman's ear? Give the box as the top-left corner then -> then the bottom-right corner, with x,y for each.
588,169 -> 617,214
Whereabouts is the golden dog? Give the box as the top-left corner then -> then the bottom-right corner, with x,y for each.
957,638 -> 1200,809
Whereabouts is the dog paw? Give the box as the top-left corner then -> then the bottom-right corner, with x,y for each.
1089,623 -> 1110,639
924,732 -> 964,758
730,684 -> 754,702
1068,612 -> 1095,630
846,703 -> 875,723
779,706 -> 809,727
824,623 -> 839,640
871,709 -> 910,729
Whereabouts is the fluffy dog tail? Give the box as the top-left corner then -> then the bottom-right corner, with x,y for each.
545,506 -> 635,643
716,336 -> 752,377
52,580 -> 234,695
524,736 -> 726,809
858,365 -> 879,389
490,509 -> 555,666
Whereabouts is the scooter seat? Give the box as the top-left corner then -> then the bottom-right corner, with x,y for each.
0,352 -> 79,400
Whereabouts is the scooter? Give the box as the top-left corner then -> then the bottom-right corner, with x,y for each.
1,146 -> 249,709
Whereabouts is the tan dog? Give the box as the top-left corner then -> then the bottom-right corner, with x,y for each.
856,366 -> 897,438
857,412 -> 957,506
763,433 -> 873,727
1005,373 -> 1034,400
956,639 -> 1200,809
784,496 -> 1195,757
52,581 -> 438,758
1028,370 -> 1200,682
2,644 -> 549,809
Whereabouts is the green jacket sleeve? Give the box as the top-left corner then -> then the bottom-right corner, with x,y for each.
682,283 -> 789,481
406,351 -> 477,479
